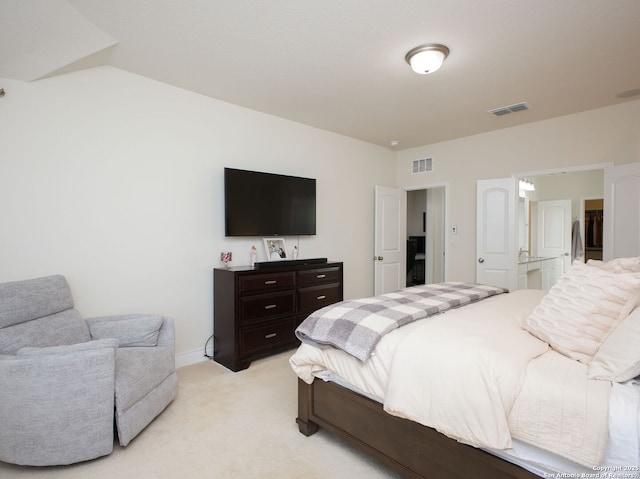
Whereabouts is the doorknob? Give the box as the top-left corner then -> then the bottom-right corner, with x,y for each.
374,256 -> 384,261
478,258 -> 485,263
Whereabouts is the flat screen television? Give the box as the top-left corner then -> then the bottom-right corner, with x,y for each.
224,167 -> 316,236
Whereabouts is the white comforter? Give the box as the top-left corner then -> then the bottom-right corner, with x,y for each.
509,350 -> 611,466
290,289 -> 613,467
384,290 -> 549,450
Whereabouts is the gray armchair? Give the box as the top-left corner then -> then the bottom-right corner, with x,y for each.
0,275 -> 178,466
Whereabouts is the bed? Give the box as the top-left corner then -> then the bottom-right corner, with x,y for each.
289,259 -> 640,479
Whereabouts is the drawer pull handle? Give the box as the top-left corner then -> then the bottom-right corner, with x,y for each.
316,274 -> 326,279
316,295 -> 326,300
264,304 -> 277,310
264,280 -> 277,285
265,333 -> 277,339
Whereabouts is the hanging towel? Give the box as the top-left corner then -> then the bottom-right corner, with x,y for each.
571,219 -> 584,262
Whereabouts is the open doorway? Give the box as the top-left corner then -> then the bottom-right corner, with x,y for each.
522,169 -> 604,267
407,187 -> 445,285
582,198 -> 604,261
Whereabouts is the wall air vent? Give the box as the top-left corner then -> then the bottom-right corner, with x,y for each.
488,102 -> 530,117
412,157 -> 433,173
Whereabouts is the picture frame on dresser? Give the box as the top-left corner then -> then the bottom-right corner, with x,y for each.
263,238 -> 287,261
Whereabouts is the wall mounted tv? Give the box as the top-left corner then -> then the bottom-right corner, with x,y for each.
224,167 -> 316,237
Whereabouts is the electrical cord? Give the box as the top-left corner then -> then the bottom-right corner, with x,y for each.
203,334 -> 214,360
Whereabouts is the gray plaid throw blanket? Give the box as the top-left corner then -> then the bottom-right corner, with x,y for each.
295,282 -> 507,361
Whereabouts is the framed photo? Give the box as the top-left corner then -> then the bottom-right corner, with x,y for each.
263,238 -> 287,261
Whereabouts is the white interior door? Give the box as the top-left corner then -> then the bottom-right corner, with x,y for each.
604,162 -> 640,260
536,199 -> 572,273
374,185 -> 407,295
476,178 -> 517,291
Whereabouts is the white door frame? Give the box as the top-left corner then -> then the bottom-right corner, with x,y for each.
513,162 -> 613,180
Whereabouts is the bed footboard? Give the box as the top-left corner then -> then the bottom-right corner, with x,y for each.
296,378 -> 539,479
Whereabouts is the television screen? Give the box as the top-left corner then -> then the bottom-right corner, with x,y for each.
224,168 -> 316,236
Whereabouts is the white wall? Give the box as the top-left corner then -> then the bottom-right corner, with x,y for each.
395,100 -> 640,283
3,66 -> 638,365
0,66 -> 395,366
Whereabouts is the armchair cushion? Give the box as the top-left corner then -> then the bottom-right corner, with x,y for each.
0,308 -> 90,355
17,338 -> 119,356
88,315 -> 163,347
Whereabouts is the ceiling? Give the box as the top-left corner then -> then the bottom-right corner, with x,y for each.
2,0 -> 640,150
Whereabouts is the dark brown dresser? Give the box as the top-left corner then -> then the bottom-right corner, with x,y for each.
213,261 -> 343,371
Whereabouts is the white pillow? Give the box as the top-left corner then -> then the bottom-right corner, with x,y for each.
588,306 -> 640,382
524,261 -> 640,362
587,256 -> 640,274
587,257 -> 640,311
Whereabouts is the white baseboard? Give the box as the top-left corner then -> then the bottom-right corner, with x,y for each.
176,343 -> 214,369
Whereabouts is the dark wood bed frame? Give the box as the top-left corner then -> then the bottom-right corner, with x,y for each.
297,378 -> 540,479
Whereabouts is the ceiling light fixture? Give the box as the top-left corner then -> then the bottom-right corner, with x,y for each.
405,44 -> 449,74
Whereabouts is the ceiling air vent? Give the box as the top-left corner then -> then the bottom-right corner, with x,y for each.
412,158 -> 433,173
488,102 -> 530,117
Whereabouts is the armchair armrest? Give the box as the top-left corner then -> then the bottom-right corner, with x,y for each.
86,314 -> 175,350
0,343 -> 116,465
156,316 -> 175,350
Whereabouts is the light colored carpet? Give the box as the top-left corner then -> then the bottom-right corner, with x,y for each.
0,350 -> 403,478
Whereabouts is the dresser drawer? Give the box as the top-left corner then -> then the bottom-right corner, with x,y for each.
239,291 -> 295,324
298,283 -> 342,314
240,318 -> 296,355
297,266 -> 342,286
239,271 -> 295,294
